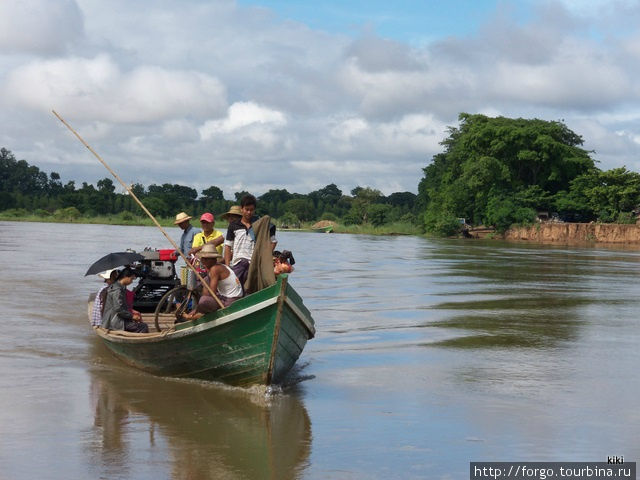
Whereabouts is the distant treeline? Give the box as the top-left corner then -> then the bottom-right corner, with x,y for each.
4,113 -> 640,235
0,147 -> 418,227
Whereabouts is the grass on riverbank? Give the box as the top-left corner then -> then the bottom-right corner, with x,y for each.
321,221 -> 421,235
0,210 -> 421,236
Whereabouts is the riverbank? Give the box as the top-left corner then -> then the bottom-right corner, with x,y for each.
0,212 -> 421,236
504,222 -> 640,245
3,212 -> 638,245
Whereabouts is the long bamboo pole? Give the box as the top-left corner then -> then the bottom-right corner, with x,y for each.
52,110 -> 225,309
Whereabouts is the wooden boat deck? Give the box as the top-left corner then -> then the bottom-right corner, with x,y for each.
88,301 -> 177,337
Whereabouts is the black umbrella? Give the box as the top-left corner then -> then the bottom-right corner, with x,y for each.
85,251 -> 145,276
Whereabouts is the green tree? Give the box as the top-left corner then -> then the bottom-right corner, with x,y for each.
234,191 -> 251,203
0,148 -> 48,194
418,114 -> 596,232
350,187 -> 383,223
556,167 -> 640,222
202,185 -> 224,201
97,177 -> 116,194
259,189 -> 292,217
368,203 -> 391,226
283,197 -> 315,221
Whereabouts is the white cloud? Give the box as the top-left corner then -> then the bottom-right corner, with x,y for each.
3,55 -> 227,123
0,0 -> 84,55
2,0 -> 640,196
199,102 -> 287,149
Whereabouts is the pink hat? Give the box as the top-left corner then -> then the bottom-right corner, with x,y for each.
200,213 -> 214,223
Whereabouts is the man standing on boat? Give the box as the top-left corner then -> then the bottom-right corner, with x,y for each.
224,194 -> 277,289
174,212 -> 200,257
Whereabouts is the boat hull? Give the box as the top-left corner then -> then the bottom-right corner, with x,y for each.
95,275 -> 315,387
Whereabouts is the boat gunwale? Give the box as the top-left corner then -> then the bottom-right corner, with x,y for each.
95,279 -> 315,345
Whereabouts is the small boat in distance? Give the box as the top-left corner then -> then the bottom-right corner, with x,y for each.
311,220 -> 336,233
90,274 -> 315,387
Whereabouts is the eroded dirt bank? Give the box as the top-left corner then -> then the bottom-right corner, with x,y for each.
504,223 -> 640,244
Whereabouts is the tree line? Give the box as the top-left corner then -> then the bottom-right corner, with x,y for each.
4,113 -> 639,234
0,147 -> 418,227
417,113 -> 640,234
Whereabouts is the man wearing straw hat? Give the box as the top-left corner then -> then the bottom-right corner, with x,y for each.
174,212 -> 200,257
182,244 -> 243,320
220,205 -> 242,224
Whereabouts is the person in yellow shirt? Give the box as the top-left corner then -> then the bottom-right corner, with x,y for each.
189,213 -> 224,255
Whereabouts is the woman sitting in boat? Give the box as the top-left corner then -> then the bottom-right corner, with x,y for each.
182,244 -> 243,320
101,268 -> 149,333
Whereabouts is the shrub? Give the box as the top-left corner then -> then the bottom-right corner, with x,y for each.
616,212 -> 636,224
512,207 -> 537,226
278,212 -> 300,227
342,210 -> 362,225
368,204 -> 391,227
399,212 -> 417,224
432,214 -> 462,237
54,206 -> 82,220
120,211 -> 135,221
1,208 -> 29,217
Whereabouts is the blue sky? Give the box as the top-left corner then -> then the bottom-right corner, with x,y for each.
1,0 -> 638,197
237,0 -> 502,43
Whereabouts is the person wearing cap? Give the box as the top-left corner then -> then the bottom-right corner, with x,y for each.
89,269 -> 119,327
101,268 -> 149,333
189,212 -> 224,256
182,244 -> 243,320
174,212 -> 200,257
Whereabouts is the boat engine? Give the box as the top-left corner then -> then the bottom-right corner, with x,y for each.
131,249 -> 181,312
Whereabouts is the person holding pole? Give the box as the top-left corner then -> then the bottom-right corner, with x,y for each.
182,244 -> 243,320
53,110 -> 226,310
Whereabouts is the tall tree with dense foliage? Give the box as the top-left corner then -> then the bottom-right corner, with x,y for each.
418,113 -> 597,233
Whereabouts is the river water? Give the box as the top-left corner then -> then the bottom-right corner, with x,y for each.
0,220 -> 639,479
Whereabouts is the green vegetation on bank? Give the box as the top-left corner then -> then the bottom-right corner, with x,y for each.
417,113 -> 640,235
0,206 -> 420,236
0,147 -> 419,234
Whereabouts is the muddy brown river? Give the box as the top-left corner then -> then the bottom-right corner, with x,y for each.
0,221 -> 638,479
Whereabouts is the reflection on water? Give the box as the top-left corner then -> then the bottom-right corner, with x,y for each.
422,242 -> 637,350
88,362 -> 311,480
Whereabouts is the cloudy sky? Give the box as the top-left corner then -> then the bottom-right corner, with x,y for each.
2,0 -> 640,198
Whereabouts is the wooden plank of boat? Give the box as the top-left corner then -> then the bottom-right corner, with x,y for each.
93,274 -> 315,387
312,225 -> 333,233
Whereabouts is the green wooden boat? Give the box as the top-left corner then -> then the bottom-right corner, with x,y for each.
93,274 -> 315,387
312,224 -> 333,233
